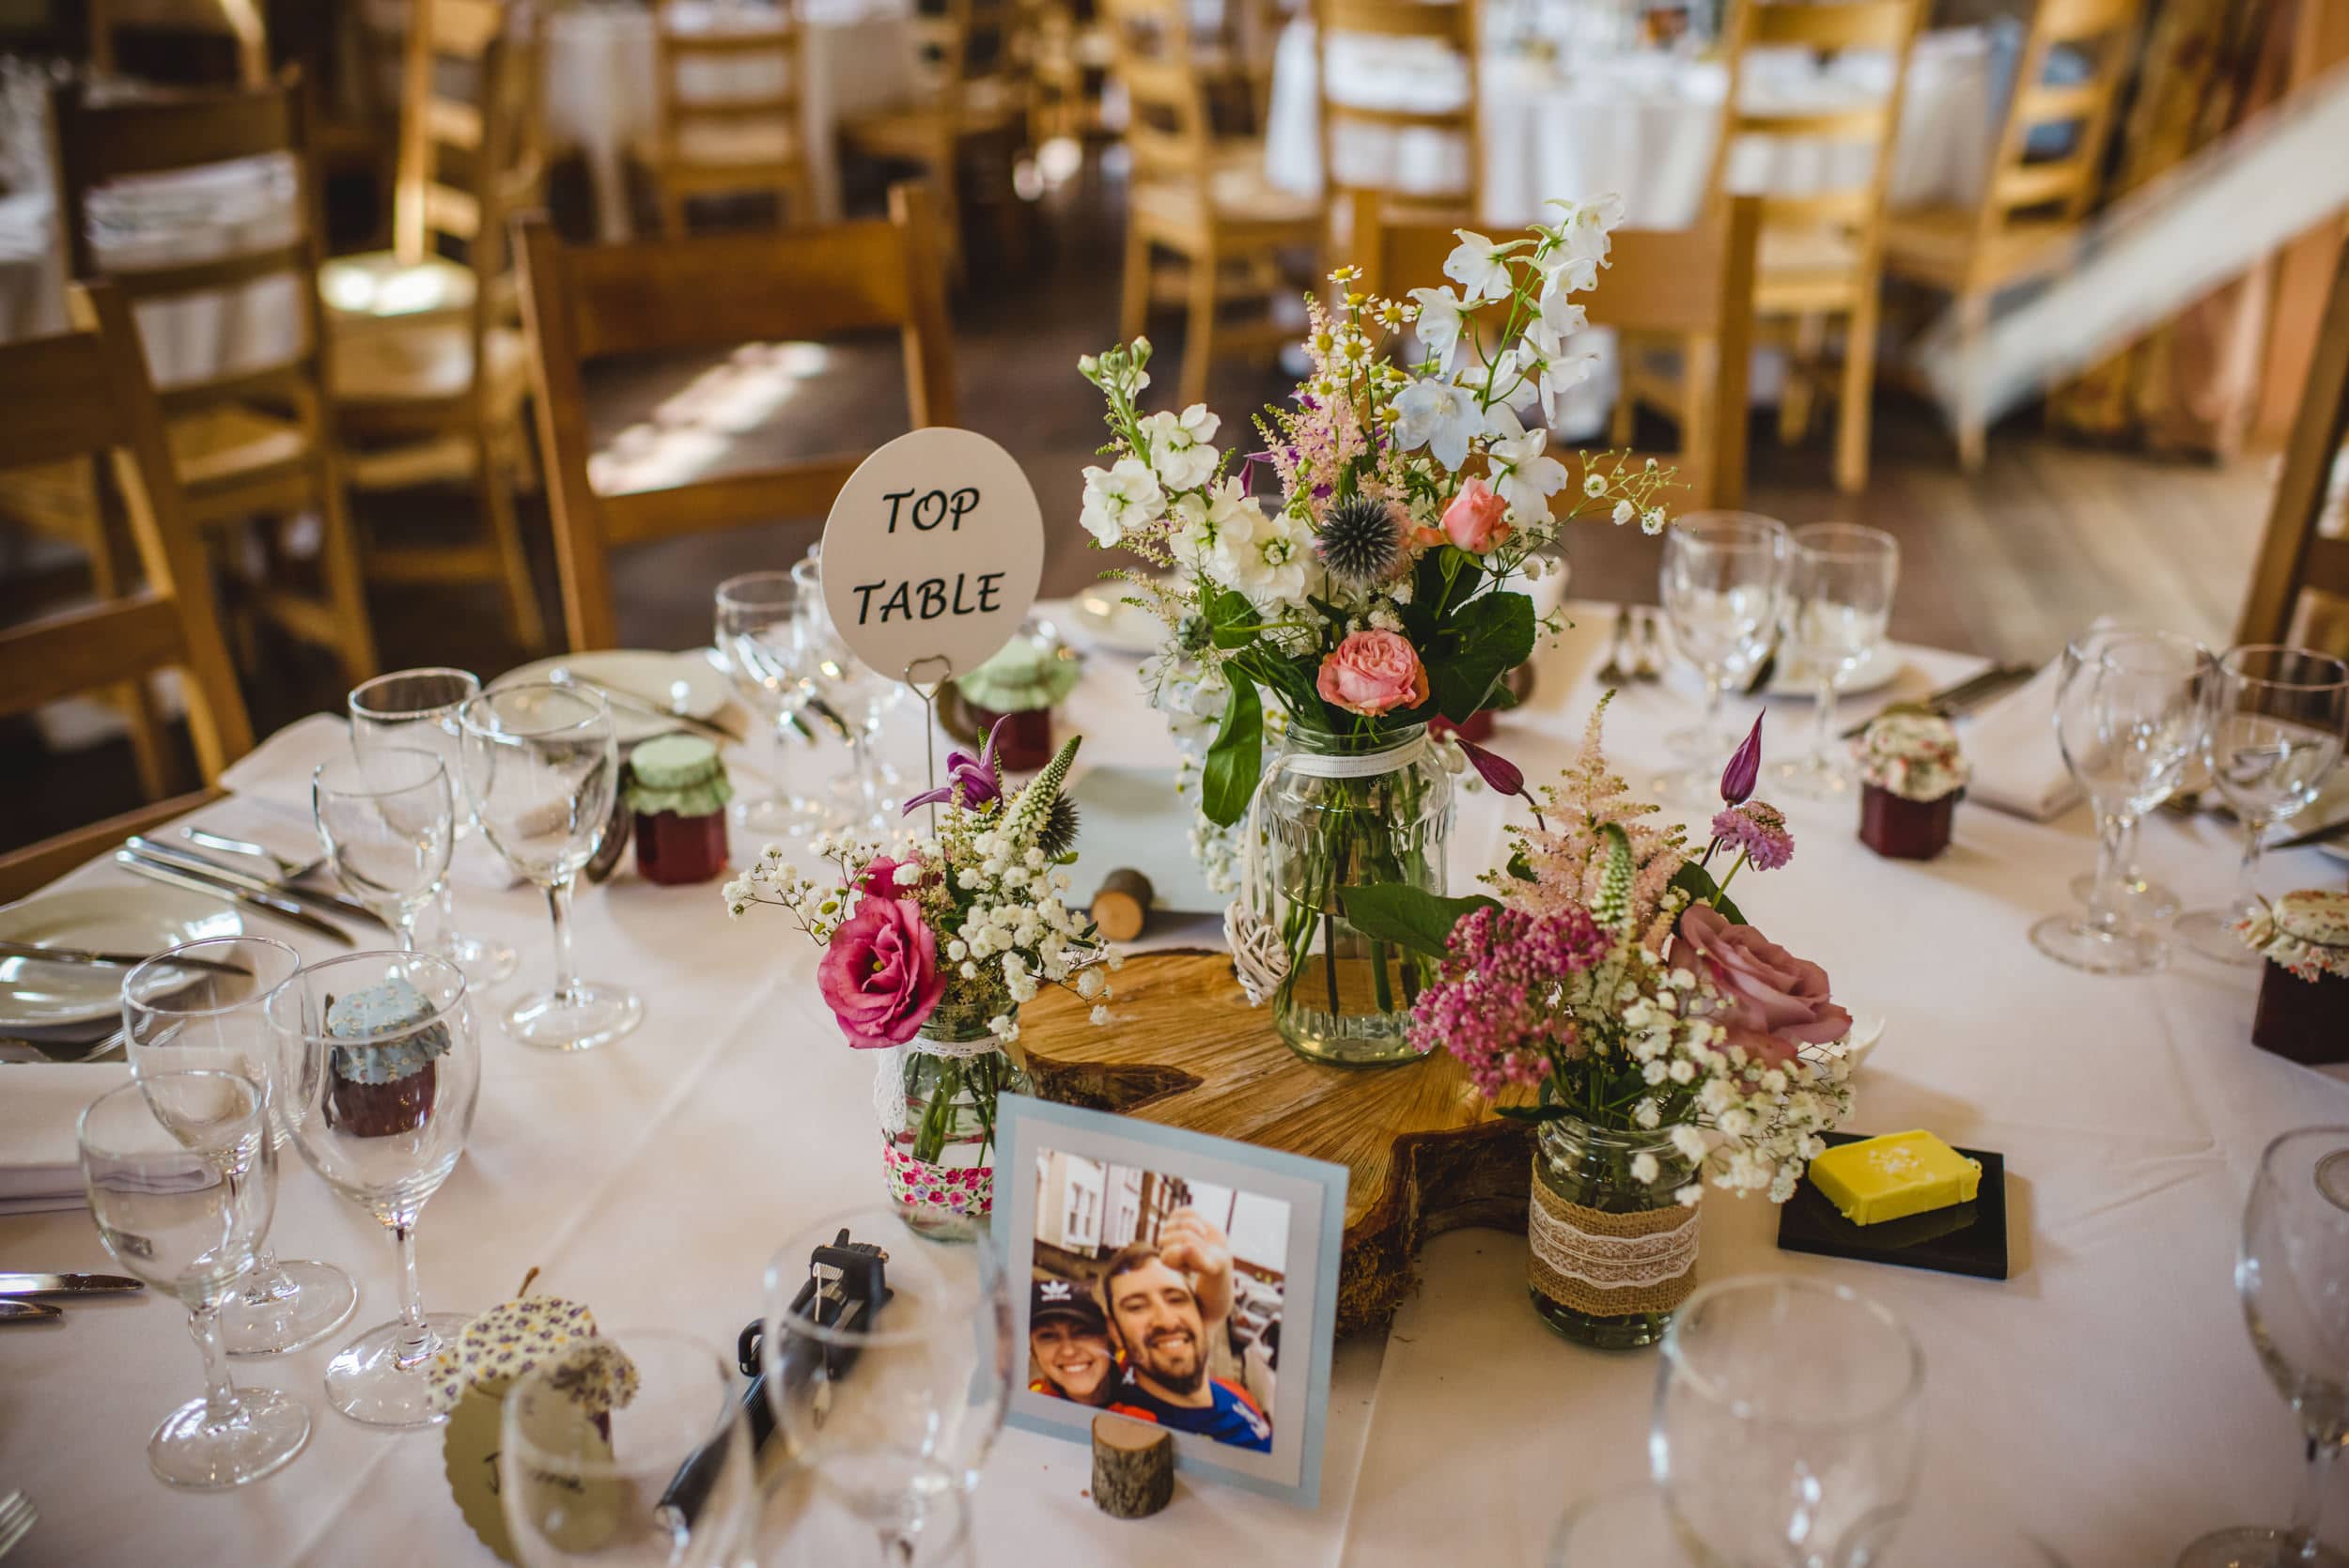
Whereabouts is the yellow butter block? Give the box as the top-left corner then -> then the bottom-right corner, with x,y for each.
1809,1130 -> 1982,1227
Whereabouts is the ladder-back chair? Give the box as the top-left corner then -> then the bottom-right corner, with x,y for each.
640,0 -> 817,235
2237,238 -> 2349,656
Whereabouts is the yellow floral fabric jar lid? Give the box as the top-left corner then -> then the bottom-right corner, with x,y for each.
1853,709 -> 1968,802
2240,891 -> 2349,983
428,1296 -> 636,1414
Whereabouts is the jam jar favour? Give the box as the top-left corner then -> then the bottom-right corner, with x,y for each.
1853,708 -> 1968,861
950,621 -> 1080,774
2245,891 -> 2349,1066
625,734 -> 732,885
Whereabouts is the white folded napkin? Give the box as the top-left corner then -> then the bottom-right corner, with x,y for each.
0,1064 -> 128,1215
1961,658 -> 2074,821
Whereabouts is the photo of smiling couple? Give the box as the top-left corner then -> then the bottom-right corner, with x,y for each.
1028,1149 -> 1287,1452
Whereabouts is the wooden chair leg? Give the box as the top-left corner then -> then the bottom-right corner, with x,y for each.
1779,314 -> 1823,446
1835,299 -> 1879,495
1680,332 -> 1717,509
1610,333 -> 1638,448
475,435 -> 547,653
86,496 -> 173,800
313,459 -> 379,686
1955,287 -> 1989,473
1180,244 -> 1217,409
1121,223 -> 1152,345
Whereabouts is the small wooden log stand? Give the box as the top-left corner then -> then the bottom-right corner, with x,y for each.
1021,948 -> 1533,1335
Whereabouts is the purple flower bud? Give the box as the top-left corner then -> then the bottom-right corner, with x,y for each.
1720,711 -> 1765,805
1457,735 -> 1526,799
905,715 -> 1008,814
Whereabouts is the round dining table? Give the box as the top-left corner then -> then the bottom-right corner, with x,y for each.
0,600 -> 2339,1564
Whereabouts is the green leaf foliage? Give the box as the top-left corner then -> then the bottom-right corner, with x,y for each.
1669,859 -> 1744,926
1201,677 -> 1263,827
1235,646 -> 1324,728
1206,590 -> 1260,650
1493,1103 -> 1582,1124
1428,591 -> 1536,722
1338,884 -> 1501,960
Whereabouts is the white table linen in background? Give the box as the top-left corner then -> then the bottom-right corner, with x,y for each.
1265,24 -> 1995,227
2,601 -> 2342,1564
544,0 -> 924,241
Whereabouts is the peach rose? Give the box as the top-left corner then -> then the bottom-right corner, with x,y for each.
1316,629 -> 1429,717
1440,477 -> 1513,554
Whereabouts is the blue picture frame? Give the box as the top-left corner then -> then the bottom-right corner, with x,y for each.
990,1092 -> 1349,1508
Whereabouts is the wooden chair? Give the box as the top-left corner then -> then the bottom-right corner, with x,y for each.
2236,239 -> 2349,656
1354,192 -> 1762,511
0,284 -> 255,902
1880,0 -> 2142,471
838,0 -> 1032,279
90,0 -> 270,87
49,77 -> 377,699
318,0 -> 549,651
637,0 -> 817,236
1623,0 -> 1921,494
1314,0 -> 1480,225
517,183 -> 957,652
1107,0 -> 1321,407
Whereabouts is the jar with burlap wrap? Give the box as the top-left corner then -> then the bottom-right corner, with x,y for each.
1528,1115 -> 1700,1349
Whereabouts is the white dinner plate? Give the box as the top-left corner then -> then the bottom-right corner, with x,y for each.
494,650 -> 733,744
0,886 -> 243,1029
1664,641 -> 1903,702
1066,584 -> 1168,658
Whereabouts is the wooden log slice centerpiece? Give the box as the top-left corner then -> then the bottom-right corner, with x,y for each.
1019,948 -> 1532,1336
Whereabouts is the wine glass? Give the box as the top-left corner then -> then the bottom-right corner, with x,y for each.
122,937 -> 358,1358
762,1204 -> 1015,1564
765,1482 -> 978,1566
2031,629 -> 2217,975
714,570 -> 826,839
1657,511 -> 1787,804
2179,1127 -> 2349,1568
314,748 -> 456,953
2176,647 -> 2348,965
1654,1275 -> 1925,1568
1774,524 -> 1900,800
793,550 -> 902,829
350,667 -> 518,985
500,1327 -> 755,1568
458,683 -> 643,1052
2063,624 -> 2183,923
268,951 -> 481,1428
79,1070 -> 312,1487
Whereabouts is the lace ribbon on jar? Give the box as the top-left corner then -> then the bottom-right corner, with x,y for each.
1526,1169 -> 1701,1317
871,1029 -> 1005,1137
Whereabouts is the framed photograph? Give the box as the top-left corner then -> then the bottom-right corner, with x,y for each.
991,1093 -> 1349,1507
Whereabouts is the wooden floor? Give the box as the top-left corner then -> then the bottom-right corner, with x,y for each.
0,163 -> 2275,852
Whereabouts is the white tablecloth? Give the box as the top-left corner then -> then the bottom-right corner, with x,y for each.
3,601 -> 2345,1564
1265,25 -> 1995,227
544,0 -> 924,241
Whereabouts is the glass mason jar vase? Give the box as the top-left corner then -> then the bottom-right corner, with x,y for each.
881,994 -> 1032,1240
1263,723 -> 1454,1066
1528,1114 -> 1701,1349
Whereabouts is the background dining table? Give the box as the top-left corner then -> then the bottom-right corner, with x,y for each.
0,600 -> 2341,1564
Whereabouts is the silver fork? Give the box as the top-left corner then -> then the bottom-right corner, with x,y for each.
0,1029 -> 126,1064
1595,607 -> 1637,686
0,1489 -> 38,1560
182,828 -> 321,881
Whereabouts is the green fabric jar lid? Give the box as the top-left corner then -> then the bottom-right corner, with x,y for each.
624,734 -> 732,816
957,634 -> 1080,712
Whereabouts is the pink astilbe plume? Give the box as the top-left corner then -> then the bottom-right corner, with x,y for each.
1494,692 -> 1690,951
1407,903 -> 1615,1095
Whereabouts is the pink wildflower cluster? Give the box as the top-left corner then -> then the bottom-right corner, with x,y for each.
1408,903 -> 1614,1095
1501,694 -> 1689,950
1709,801 -> 1795,873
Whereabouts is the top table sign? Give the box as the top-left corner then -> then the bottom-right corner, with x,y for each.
818,427 -> 1047,683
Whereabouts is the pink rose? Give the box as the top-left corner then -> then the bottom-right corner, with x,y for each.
1316,629 -> 1430,717
1440,477 -> 1512,554
817,896 -> 944,1048
857,857 -> 909,899
1669,904 -> 1850,1070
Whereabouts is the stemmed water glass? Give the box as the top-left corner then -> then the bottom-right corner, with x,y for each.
499,1327 -> 756,1567
2175,647 -> 2348,965
714,570 -> 826,838
459,683 -> 643,1052
2178,1127 -> 2349,1568
79,1070 -> 312,1487
1653,1275 -> 1925,1567
793,550 -> 902,830
763,1204 -> 1015,1565
1775,524 -> 1900,800
122,937 -> 357,1357
1657,511 -> 1787,804
2031,629 -> 2217,975
350,667 -> 519,984
269,951 -> 481,1428
314,749 -> 456,953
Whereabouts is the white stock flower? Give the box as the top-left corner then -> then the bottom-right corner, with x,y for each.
1139,405 -> 1221,489
1407,285 -> 1469,371
1543,255 -> 1598,302
1393,375 -> 1486,472
1219,501 -> 1313,608
1442,230 -> 1517,303
1079,458 -> 1163,545
1485,409 -> 1569,517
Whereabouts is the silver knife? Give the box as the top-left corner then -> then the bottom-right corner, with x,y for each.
1840,663 -> 2035,739
2273,815 -> 2349,851
0,1300 -> 61,1324
0,939 -> 250,976
123,837 -> 381,930
0,1272 -> 143,1297
114,853 -> 356,946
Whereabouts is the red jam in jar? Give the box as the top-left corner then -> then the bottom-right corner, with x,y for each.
625,735 -> 732,886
